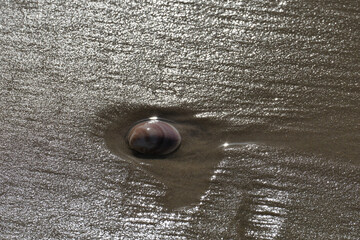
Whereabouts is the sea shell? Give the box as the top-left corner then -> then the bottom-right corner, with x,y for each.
126,119 -> 181,156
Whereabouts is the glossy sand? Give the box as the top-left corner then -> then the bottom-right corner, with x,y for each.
1,0 -> 359,239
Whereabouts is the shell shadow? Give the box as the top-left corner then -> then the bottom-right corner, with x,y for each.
91,104 -> 227,209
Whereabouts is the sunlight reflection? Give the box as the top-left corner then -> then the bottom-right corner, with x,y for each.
220,142 -> 258,148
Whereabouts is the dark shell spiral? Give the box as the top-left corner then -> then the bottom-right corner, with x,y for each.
126,119 -> 181,156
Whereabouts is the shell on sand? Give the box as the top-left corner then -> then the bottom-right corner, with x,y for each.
126,119 -> 181,156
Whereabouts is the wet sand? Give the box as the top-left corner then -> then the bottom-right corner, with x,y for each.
1,0 -> 359,239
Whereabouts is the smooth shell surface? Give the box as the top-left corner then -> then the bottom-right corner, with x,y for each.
126,119 -> 181,155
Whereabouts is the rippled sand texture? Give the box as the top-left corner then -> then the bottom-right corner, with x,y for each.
1,0 -> 359,239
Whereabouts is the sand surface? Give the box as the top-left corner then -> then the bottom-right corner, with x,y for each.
1,0 -> 359,239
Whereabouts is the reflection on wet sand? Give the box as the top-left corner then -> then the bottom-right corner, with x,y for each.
1,0 -> 359,238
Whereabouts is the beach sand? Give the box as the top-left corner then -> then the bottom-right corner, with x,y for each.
1,0 -> 359,239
